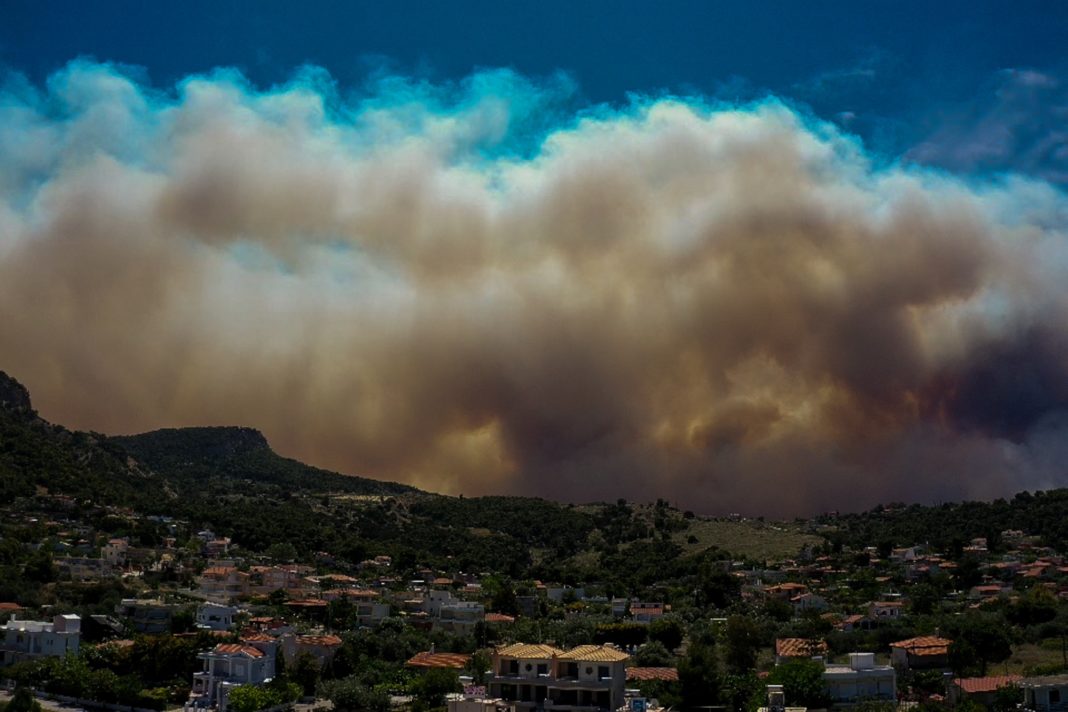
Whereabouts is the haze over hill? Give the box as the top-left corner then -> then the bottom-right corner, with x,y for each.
6,367 -> 1068,571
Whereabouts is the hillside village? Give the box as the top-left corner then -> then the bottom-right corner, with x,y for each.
4,372 -> 1068,712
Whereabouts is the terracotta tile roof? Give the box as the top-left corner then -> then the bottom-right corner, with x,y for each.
496,643 -> 566,659
406,651 -> 472,668
298,634 -> 343,647
241,633 -> 276,643
627,667 -> 679,682
485,613 -> 516,623
775,638 -> 828,658
202,566 -> 236,576
286,599 -> 329,607
559,644 -> 629,663
0,602 -> 24,611
345,589 -> 380,599
954,675 -> 1022,694
213,644 -> 265,658
320,574 -> 359,583
890,636 -> 952,656
631,606 -> 664,617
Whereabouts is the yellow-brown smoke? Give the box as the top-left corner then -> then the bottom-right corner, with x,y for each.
2,63 -> 1068,515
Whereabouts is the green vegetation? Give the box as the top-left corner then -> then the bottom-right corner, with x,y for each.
674,518 -> 821,561
226,680 -> 301,712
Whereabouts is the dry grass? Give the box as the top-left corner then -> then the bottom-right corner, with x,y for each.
995,643 -> 1068,676
673,518 -> 822,561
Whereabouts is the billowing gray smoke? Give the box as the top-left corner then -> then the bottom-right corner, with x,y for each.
2,62 -> 1067,515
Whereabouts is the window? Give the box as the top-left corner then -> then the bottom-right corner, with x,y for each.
1051,690 -> 1061,704
537,664 -> 548,676
598,666 -> 609,679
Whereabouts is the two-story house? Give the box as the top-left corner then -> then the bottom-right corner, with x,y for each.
1,614 -> 81,665
187,643 -> 275,712
437,601 -> 485,635
115,599 -> 175,634
823,653 -> 896,703
488,643 -> 628,712
197,566 -> 250,603
196,603 -> 238,631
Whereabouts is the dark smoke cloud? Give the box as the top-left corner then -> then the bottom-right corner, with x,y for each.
2,61 -> 1068,516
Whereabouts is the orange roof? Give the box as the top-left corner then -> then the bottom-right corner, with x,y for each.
202,566 -> 236,576
768,583 -> 808,591
496,643 -> 566,659
406,651 -> 471,669
627,667 -> 679,682
214,644 -> 265,658
954,675 -> 1021,694
632,606 -> 664,617
0,602 -> 24,611
485,613 -> 515,623
241,633 -> 275,643
298,635 -> 343,647
775,638 -> 828,658
559,645 -> 629,663
891,636 -> 952,655
286,599 -> 329,608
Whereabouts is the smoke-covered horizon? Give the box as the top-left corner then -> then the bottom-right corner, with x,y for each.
3,61 -> 1068,516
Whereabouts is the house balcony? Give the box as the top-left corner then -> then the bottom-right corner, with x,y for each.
545,678 -> 614,691
490,673 -> 555,684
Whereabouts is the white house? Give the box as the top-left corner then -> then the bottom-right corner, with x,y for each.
823,653 -> 896,704
187,643 -> 275,712
102,538 -> 130,567
1,614 -> 81,665
1021,674 -> 1068,712
791,593 -> 828,613
437,601 -> 485,635
196,603 -> 238,631
354,601 -> 391,628
868,601 -> 904,621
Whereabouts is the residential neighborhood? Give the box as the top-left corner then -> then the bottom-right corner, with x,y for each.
4,485 -> 1068,712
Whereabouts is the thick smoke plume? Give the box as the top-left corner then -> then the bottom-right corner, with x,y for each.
2,62 -> 1068,516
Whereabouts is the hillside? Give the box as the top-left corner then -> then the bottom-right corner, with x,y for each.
113,426 -> 415,497
1,370 -> 799,583
821,492 -> 1068,552
0,370 -> 164,507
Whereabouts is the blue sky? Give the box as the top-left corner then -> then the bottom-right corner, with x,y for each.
4,1 -> 1068,180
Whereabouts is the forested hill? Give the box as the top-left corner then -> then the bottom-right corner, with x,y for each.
0,370 -> 810,581
820,490 -> 1068,552
0,370 -> 164,507
113,426 -> 416,497
8,366 -> 1068,582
